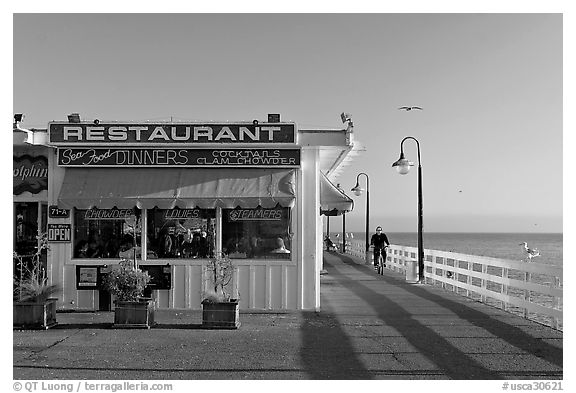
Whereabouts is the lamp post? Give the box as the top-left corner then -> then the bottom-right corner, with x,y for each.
325,215 -> 331,251
392,137 -> 424,283
350,173 -> 370,264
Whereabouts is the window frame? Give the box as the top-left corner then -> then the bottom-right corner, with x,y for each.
71,206 -> 295,264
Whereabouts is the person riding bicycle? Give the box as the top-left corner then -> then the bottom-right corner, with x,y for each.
370,226 -> 390,269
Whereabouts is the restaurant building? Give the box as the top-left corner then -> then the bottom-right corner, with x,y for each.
13,126 -> 49,272
14,114 -> 358,311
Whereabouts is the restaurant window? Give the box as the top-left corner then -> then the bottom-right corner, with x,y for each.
222,207 -> 291,259
73,208 -> 141,259
14,202 -> 48,278
146,208 -> 215,259
15,202 -> 40,255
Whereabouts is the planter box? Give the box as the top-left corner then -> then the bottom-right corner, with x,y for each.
113,298 -> 155,329
201,299 -> 240,329
13,298 -> 58,330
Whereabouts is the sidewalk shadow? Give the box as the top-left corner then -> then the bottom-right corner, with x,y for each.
53,323 -> 113,329
153,323 -> 204,329
329,254 -> 562,378
53,322 -> 205,330
300,310 -> 373,379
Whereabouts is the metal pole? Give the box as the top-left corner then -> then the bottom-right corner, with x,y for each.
342,212 -> 346,254
352,173 -> 370,264
417,163 -> 424,283
325,215 -> 331,251
394,136 -> 424,283
365,185 -> 370,264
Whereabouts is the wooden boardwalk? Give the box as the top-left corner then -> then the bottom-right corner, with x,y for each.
319,251 -> 563,379
13,251 -> 563,380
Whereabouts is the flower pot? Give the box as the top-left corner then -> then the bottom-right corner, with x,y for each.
113,298 -> 155,329
201,299 -> 240,329
13,298 -> 58,330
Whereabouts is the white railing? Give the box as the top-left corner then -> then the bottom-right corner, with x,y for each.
333,238 -> 563,331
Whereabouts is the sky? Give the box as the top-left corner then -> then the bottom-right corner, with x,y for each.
9,8 -> 568,234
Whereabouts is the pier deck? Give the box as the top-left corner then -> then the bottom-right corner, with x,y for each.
13,252 -> 562,380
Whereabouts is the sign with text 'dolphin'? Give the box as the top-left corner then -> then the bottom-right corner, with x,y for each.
48,122 -> 296,145
57,147 -> 300,167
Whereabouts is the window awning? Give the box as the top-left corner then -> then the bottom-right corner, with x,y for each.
320,172 -> 354,216
58,168 -> 296,209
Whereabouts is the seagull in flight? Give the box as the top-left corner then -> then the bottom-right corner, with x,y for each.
519,242 -> 540,262
399,106 -> 423,111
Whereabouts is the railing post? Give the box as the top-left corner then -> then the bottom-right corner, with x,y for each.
452,260 -> 458,294
524,271 -> 531,318
554,276 -> 561,330
481,263 -> 487,303
501,267 -> 509,311
466,262 -> 472,298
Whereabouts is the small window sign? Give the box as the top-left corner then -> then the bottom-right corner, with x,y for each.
49,205 -> 70,218
140,265 -> 172,290
75,265 -> 108,290
47,224 -> 71,242
77,267 -> 98,288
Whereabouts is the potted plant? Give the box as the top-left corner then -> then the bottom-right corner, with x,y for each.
102,258 -> 154,328
201,253 -> 240,329
13,232 -> 59,330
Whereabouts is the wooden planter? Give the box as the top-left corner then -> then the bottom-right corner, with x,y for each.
113,298 -> 155,329
201,299 -> 240,329
13,298 -> 58,330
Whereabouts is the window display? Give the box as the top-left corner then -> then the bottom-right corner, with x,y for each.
146,208 -> 215,259
72,206 -> 291,260
222,207 -> 291,259
73,208 -> 140,259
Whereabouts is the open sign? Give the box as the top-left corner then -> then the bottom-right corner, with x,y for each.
47,224 -> 71,242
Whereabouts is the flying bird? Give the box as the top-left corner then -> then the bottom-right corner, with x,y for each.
399,106 -> 423,111
519,242 -> 540,262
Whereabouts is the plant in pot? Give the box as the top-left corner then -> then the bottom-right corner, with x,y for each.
102,258 -> 154,328
201,252 -> 240,329
13,232 -> 59,330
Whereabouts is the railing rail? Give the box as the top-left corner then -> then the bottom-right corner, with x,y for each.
333,238 -> 563,331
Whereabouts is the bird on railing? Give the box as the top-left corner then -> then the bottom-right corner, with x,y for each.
519,242 -> 540,262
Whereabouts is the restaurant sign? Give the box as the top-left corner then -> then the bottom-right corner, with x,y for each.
57,147 -> 300,167
84,208 -> 135,220
48,122 -> 296,145
228,208 -> 286,221
13,155 -> 48,195
164,208 -> 215,219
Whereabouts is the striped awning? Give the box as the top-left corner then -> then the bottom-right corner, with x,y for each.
320,172 -> 353,216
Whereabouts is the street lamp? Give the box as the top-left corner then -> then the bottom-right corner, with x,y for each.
337,184 -> 346,253
392,136 -> 424,283
350,173 -> 370,264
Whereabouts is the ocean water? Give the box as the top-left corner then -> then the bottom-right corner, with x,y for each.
332,232 -> 563,267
